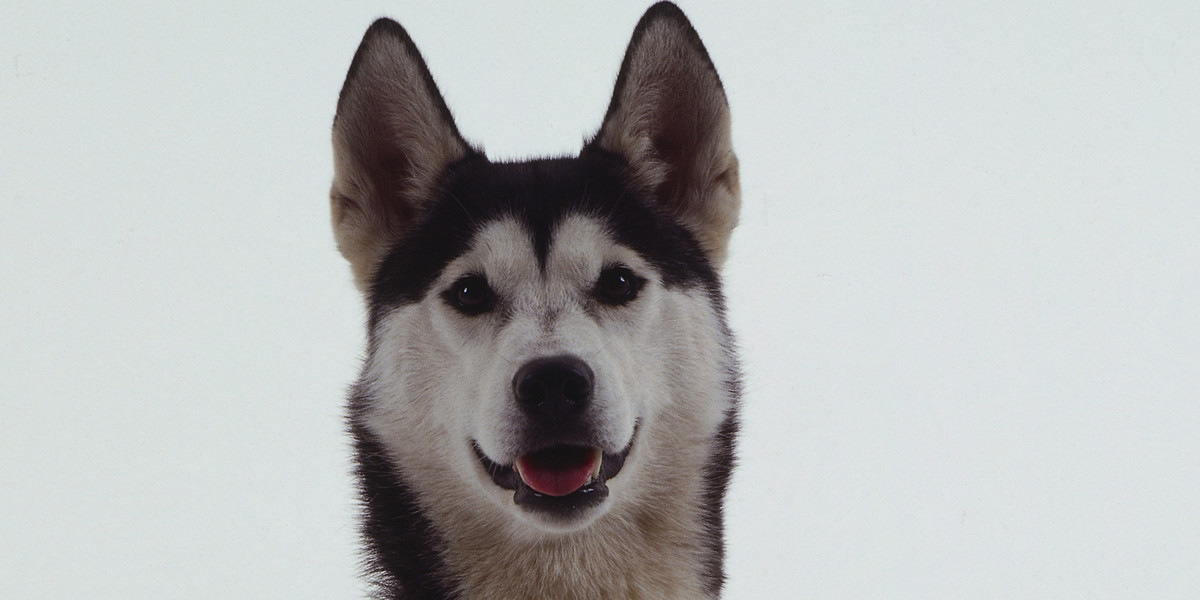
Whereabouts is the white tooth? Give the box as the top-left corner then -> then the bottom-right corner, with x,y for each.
590,448 -> 603,480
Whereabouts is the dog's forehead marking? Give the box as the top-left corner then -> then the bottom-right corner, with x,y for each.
457,219 -> 538,285
545,214 -> 648,280
449,213 -> 650,289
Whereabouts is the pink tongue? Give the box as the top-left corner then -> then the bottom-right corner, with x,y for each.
516,447 -> 598,497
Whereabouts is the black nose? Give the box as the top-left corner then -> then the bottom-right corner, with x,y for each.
513,355 -> 594,419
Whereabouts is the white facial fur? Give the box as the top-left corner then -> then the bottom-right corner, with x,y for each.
359,213 -> 731,534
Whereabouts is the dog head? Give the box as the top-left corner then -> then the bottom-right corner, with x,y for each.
332,4 -> 738,532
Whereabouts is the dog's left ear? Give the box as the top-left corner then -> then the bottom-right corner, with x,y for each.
588,2 -> 740,266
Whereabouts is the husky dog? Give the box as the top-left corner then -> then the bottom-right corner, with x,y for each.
330,2 -> 740,598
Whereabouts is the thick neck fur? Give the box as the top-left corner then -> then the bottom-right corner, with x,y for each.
439,491 -> 712,599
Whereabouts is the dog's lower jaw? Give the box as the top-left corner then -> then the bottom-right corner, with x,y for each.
437,472 -> 724,600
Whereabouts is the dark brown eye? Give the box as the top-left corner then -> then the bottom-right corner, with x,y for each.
595,266 -> 643,305
445,275 -> 495,315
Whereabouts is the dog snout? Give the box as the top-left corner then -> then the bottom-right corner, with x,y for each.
512,355 -> 594,419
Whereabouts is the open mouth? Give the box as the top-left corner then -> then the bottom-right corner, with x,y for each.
473,434 -> 635,518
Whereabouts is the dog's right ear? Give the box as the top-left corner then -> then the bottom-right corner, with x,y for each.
331,19 -> 477,291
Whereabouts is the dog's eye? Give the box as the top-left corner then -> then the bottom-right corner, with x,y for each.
595,266 -> 643,305
445,275 -> 495,315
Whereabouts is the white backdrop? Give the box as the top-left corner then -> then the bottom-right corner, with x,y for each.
3,1 -> 1197,598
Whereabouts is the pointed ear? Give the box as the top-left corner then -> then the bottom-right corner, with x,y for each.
331,18 -> 478,290
589,2 -> 740,266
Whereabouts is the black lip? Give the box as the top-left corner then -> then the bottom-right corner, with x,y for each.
472,426 -> 637,520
